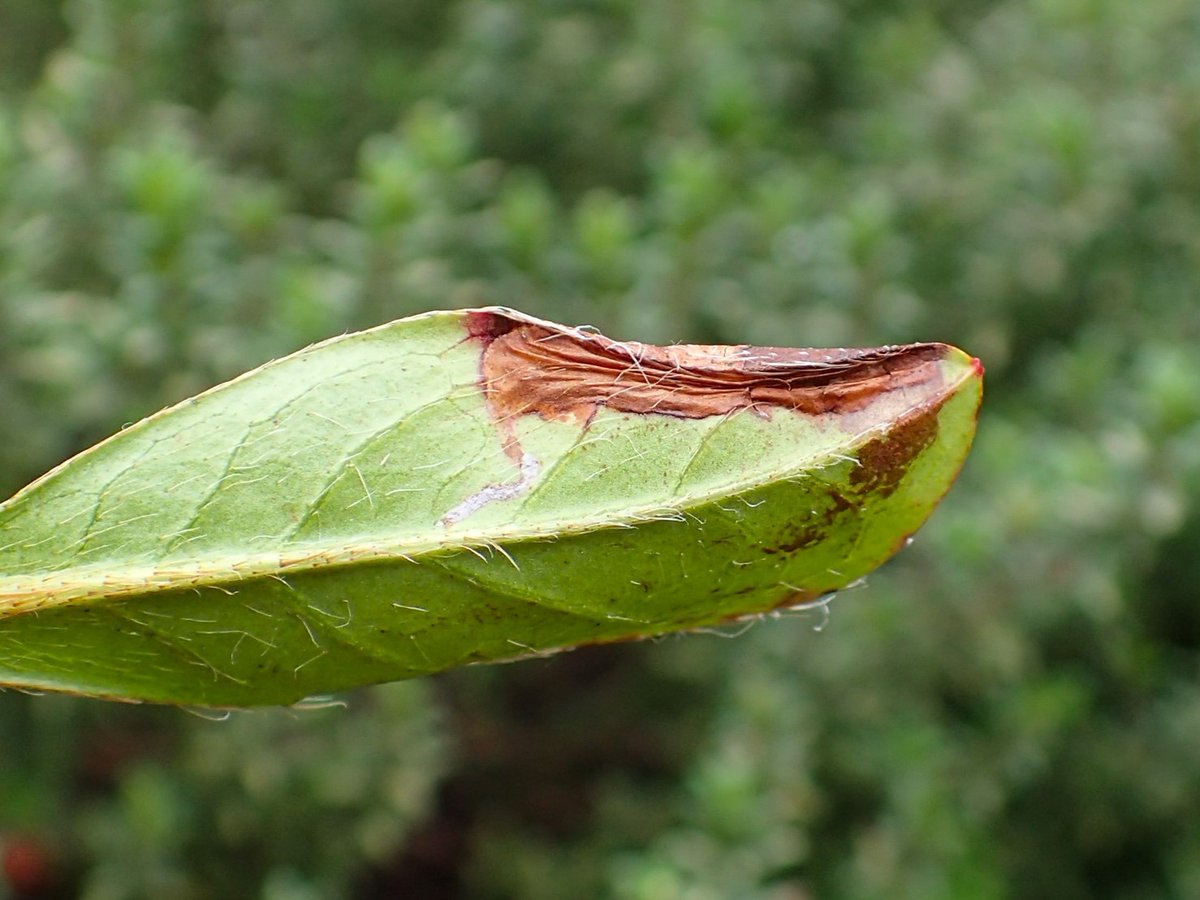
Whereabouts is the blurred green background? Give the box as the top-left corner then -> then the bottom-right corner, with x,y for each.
2,1 -> 1200,898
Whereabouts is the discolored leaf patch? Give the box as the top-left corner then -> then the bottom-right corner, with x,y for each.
850,402 -> 944,498
470,308 -> 955,422
0,307 -> 982,706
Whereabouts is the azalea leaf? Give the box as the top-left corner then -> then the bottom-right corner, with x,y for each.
0,308 -> 982,706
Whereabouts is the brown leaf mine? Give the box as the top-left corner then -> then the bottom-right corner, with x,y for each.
467,308 -> 958,423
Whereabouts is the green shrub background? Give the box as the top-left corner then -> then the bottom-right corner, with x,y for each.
2,1 -> 1200,897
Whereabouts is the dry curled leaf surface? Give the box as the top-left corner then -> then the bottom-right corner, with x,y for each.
0,308 -> 982,705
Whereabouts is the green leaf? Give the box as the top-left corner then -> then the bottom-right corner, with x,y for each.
0,308 -> 982,706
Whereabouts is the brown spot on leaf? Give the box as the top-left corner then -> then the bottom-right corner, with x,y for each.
759,486 -> 860,556
762,526 -> 827,555
466,308 -> 953,423
850,402 -> 943,498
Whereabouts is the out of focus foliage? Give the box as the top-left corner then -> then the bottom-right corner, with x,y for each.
2,1 -> 1200,898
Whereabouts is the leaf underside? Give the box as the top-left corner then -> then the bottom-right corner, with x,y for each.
0,308 -> 982,706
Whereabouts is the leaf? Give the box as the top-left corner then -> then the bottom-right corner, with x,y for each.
0,308 -> 982,706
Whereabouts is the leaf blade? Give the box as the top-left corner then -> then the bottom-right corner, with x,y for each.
0,308 -> 982,705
